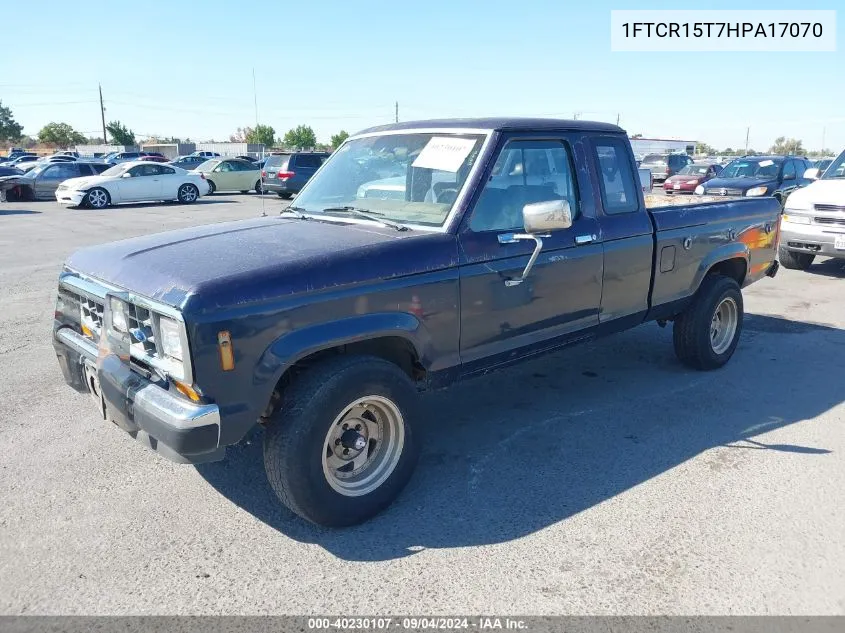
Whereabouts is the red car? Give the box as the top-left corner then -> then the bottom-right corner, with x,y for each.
138,154 -> 170,163
663,163 -> 721,194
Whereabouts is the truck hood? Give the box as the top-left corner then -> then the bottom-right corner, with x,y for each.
66,216 -> 456,314
702,176 -> 774,191
783,179 -> 845,209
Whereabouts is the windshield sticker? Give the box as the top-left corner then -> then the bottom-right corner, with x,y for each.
411,137 -> 476,172
758,160 -> 774,167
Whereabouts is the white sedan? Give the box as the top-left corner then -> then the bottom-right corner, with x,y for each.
55,161 -> 210,209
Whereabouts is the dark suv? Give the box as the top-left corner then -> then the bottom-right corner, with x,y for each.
699,155 -> 813,204
261,152 -> 329,197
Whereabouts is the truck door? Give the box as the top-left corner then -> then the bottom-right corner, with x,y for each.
457,135 -> 604,372
591,136 -> 655,323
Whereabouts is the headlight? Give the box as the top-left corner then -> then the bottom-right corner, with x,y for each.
109,296 -> 128,332
746,186 -> 768,197
158,316 -> 183,361
694,185 -> 704,195
781,214 -> 810,225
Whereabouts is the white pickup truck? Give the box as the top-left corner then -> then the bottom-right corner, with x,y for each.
778,149 -> 845,270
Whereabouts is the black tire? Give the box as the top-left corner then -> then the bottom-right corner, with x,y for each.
177,183 -> 199,204
206,180 -> 216,195
85,187 -> 111,209
673,275 -> 743,371
254,180 -> 263,194
778,247 -> 814,270
263,355 -> 420,527
276,192 -> 286,198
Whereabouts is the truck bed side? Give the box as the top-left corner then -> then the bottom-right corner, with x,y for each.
646,197 -> 782,320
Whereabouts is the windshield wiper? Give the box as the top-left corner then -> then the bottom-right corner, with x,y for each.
321,206 -> 410,232
280,205 -> 310,219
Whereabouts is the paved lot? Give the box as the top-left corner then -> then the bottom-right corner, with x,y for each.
1,196 -> 843,615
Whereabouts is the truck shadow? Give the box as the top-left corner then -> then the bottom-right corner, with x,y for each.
196,313 -> 841,561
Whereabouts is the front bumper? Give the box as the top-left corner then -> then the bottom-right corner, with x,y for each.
55,189 -> 86,206
780,220 -> 845,259
54,327 -> 224,464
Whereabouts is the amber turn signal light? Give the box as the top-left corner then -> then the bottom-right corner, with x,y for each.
218,331 -> 235,371
174,381 -> 201,402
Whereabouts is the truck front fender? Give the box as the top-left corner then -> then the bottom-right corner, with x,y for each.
252,311 -> 433,401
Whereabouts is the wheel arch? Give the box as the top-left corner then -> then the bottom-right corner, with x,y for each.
694,244 -> 749,292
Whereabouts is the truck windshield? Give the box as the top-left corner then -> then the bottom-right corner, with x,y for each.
290,132 -> 486,228
820,151 -> 845,179
719,158 -> 781,179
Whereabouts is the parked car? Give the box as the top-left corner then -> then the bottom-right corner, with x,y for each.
190,151 -> 220,158
261,151 -> 329,197
0,162 -> 110,201
778,148 -> 845,270
0,153 -> 37,168
696,155 -> 813,204
6,148 -> 27,160
138,155 -> 170,163
51,117 -> 781,527
55,150 -> 80,158
0,166 -> 23,177
194,157 -> 261,194
235,155 -> 257,162
104,151 -> 145,165
54,161 -> 209,208
663,163 -> 721,194
639,152 -> 694,182
169,155 -> 208,170
813,158 -> 834,174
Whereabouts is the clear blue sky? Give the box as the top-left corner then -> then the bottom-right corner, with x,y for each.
2,0 -> 841,151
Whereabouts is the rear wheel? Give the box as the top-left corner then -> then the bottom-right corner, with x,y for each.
263,355 -> 420,527
254,180 -> 263,193
673,275 -> 743,370
206,180 -> 216,195
85,187 -> 110,209
177,183 -> 199,204
778,247 -> 815,270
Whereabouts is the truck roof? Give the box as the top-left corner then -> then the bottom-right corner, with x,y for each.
356,117 -> 625,136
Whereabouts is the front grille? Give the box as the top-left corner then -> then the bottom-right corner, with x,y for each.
126,303 -> 157,356
815,204 -> 845,213
58,288 -> 104,341
814,217 -> 845,226
705,187 -> 744,196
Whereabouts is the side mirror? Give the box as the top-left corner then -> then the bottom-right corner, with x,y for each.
782,172 -> 795,181
497,199 -> 574,287
803,167 -> 820,180
121,172 -> 132,178
522,199 -> 573,233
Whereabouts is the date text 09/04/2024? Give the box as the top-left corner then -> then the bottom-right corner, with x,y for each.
307,618 -> 528,630
621,22 -> 823,39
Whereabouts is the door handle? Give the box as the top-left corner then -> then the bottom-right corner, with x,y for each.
575,234 -> 596,245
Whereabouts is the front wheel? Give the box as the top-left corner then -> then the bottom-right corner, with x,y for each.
263,355 -> 420,527
85,187 -> 110,209
778,247 -> 815,271
177,183 -> 199,203
673,275 -> 743,370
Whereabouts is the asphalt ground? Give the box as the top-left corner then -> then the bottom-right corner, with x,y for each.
1,193 -> 843,615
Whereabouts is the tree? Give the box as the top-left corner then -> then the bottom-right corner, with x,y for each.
696,142 -> 716,155
246,124 -> 275,148
106,120 -> 136,146
229,127 -> 251,142
330,130 -> 349,148
37,122 -> 86,147
770,136 -> 804,155
283,124 -> 317,149
631,133 -> 643,139
0,101 -> 23,144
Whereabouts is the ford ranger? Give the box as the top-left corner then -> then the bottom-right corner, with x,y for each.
52,118 -> 782,526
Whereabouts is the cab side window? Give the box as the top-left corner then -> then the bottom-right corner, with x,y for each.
593,138 -> 638,214
469,139 -> 579,233
782,161 -> 796,180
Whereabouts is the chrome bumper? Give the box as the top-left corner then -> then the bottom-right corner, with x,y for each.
54,327 -> 224,464
780,222 -> 845,259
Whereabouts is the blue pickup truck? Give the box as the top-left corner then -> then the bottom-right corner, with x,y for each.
53,118 -> 781,526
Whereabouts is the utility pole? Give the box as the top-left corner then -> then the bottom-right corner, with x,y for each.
822,126 -> 826,152
252,68 -> 259,127
99,84 -> 107,144
744,126 -> 749,154
395,101 -> 399,123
